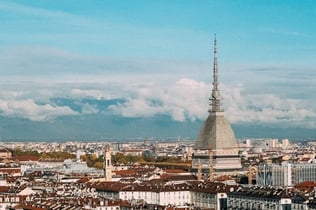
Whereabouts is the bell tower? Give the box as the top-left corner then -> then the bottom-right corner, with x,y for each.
103,144 -> 112,181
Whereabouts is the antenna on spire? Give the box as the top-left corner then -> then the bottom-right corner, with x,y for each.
209,34 -> 223,113
213,34 -> 218,91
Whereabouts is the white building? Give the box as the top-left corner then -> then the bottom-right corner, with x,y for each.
258,162 -> 316,187
228,186 -> 292,210
97,182 -> 192,206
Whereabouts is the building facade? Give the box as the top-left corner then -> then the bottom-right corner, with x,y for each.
258,162 -> 316,187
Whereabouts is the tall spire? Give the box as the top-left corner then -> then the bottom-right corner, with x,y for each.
209,34 -> 223,113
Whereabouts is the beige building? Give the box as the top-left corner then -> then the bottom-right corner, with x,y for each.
192,36 -> 241,176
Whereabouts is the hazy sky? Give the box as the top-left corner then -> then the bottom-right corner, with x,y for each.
0,0 -> 316,140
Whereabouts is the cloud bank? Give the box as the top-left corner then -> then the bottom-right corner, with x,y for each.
0,75 -> 315,130
0,45 -> 316,133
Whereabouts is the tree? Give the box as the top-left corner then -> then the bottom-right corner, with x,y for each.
93,162 -> 104,169
112,153 -> 127,165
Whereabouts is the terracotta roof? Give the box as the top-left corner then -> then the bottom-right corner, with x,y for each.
113,169 -> 137,176
296,181 -> 316,187
0,186 -> 10,193
15,205 -> 46,210
95,181 -> 127,192
300,157 -> 311,162
160,174 -> 196,181
217,175 -> 232,181
0,168 -> 20,174
295,181 -> 316,192
78,177 -> 90,183
15,155 -> 40,162
164,169 -> 187,174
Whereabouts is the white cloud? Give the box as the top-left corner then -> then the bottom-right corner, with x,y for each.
71,89 -> 112,100
0,99 -> 78,121
108,78 -> 210,122
109,98 -> 164,118
224,87 -> 316,128
0,43 -> 316,128
107,77 -> 316,128
0,75 -> 316,129
80,103 -> 99,115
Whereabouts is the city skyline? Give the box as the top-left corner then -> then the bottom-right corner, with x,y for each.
1,1 -> 316,140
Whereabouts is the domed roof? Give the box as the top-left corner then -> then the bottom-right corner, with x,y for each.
195,113 -> 237,150
195,36 -> 238,151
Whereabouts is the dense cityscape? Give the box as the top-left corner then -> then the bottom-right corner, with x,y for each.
1,37 -> 316,210
2,1 -> 316,210
1,137 -> 316,210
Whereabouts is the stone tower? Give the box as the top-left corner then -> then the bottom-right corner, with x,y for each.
192,36 -> 241,176
103,144 -> 112,181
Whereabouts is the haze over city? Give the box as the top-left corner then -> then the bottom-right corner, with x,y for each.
0,0 -> 316,141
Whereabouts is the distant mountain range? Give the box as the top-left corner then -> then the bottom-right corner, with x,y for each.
0,114 -> 315,142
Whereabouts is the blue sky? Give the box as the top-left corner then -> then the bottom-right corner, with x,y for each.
2,0 -> 315,62
0,0 -> 316,140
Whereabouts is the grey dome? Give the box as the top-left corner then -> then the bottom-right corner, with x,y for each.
195,113 -> 237,150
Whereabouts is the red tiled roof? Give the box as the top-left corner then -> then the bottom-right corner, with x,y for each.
15,155 -> 40,161
0,168 -> 20,174
78,177 -> 90,183
295,181 -> 316,192
17,205 -> 49,210
165,169 -> 187,174
95,181 -> 127,192
160,174 -> 171,180
300,157 -> 311,162
296,181 -> 316,187
160,174 -> 196,181
113,169 -> 137,176
0,186 -> 10,193
217,175 -> 232,181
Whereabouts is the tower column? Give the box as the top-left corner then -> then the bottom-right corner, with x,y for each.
192,35 -> 241,176
103,144 -> 112,181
